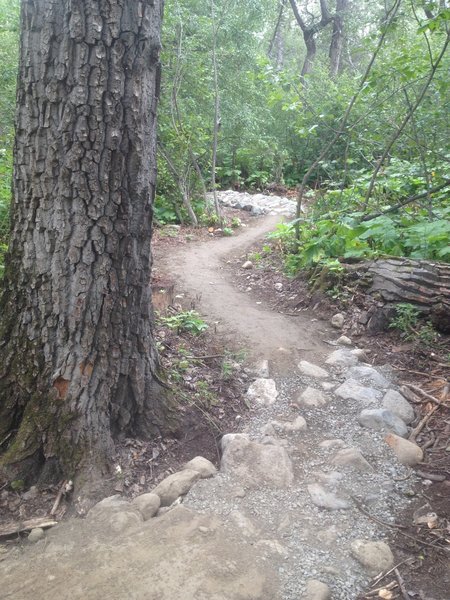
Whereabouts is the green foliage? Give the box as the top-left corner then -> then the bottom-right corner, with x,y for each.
389,303 -> 439,345
161,310 -> 209,335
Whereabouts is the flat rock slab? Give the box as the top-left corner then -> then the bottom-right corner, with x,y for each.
345,365 -> 390,390
335,379 -> 383,405
221,437 -> 294,487
331,447 -> 373,472
325,349 -> 359,368
307,483 -> 350,510
382,389 -> 415,424
246,378 -> 278,406
298,361 -> 329,379
0,506 -> 278,600
359,408 -> 408,437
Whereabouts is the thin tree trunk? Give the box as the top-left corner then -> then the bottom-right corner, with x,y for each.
0,0 -> 174,492
329,0 -> 348,78
210,0 -> 222,220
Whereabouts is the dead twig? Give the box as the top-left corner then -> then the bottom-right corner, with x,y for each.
404,384 -> 446,406
409,399 -> 446,444
394,568 -> 411,599
351,496 -> 407,529
50,480 -> 73,516
365,581 -> 398,597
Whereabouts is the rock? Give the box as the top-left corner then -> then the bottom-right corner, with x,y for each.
183,456 -> 217,479
271,416 -> 307,433
242,260 -> 253,269
221,433 -> 249,452
385,433 -> 424,466
345,365 -> 390,389
382,390 -> 415,425
335,379 -> 382,405
303,579 -> 331,600
109,511 -> 143,534
274,283 -> 283,292
331,313 -> 345,329
132,493 -> 161,520
307,483 -> 350,510
246,378 -> 278,406
359,409 -> 408,437
336,335 -> 352,346
22,486 -> 39,501
28,528 -> 45,543
221,437 -> 294,487
332,447 -> 373,471
319,439 -> 346,450
229,511 -> 260,537
325,349 -> 359,368
350,540 -> 394,576
321,382 -> 335,391
253,359 -> 270,378
298,361 -> 329,379
299,386 -> 327,407
152,469 -> 201,506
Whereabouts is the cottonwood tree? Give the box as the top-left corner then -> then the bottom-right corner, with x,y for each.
0,0 -> 174,494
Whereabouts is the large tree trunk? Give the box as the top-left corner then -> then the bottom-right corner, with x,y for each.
344,257 -> 450,333
0,0 -> 174,492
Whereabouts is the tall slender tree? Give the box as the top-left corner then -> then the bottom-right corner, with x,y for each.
0,0 -> 173,495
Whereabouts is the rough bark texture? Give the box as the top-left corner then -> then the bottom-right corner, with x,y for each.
329,0 -> 348,78
0,0 -> 173,488
345,257 -> 450,333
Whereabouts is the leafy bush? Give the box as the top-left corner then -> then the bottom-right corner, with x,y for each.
161,310 -> 208,335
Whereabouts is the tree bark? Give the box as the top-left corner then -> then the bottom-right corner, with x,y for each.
329,0 -> 348,78
344,258 -> 450,333
0,0 -> 174,491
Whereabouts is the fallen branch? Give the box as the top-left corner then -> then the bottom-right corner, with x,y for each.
0,517 -> 58,539
394,567 -> 411,600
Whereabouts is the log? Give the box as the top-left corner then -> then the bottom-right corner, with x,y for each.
343,257 -> 450,333
0,517 -> 58,539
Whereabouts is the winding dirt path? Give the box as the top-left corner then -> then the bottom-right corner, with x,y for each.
167,215 -> 328,372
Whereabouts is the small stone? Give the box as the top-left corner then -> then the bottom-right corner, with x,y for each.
271,416 -> 307,432
274,283 -> 283,292
242,260 -> 253,270
359,409 -> 408,437
385,433 -> 424,466
319,439 -> 346,450
299,386 -> 327,407
307,483 -> 350,510
132,493 -> 161,520
303,579 -> 331,600
346,365 -> 390,389
152,469 -> 201,506
325,349 -> 359,368
335,379 -> 382,405
332,447 -> 373,471
350,540 -> 394,576
331,313 -> 345,329
298,361 -> 329,379
382,390 -> 415,425
246,378 -> 278,406
28,528 -> 45,543
183,456 -> 217,479
336,335 -> 352,346
198,526 -> 209,534
321,382 -> 335,391
22,486 -> 38,501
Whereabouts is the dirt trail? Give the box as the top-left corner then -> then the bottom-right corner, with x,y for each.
168,215 -> 327,370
